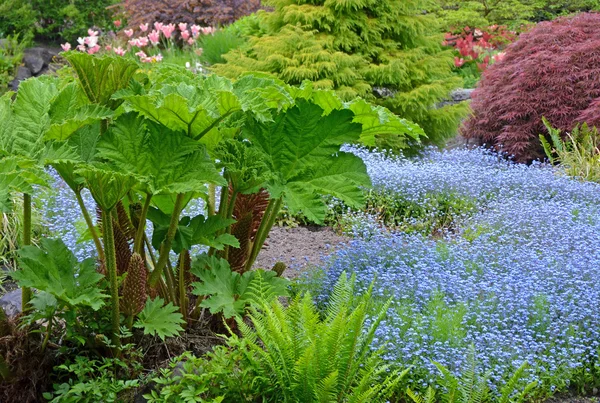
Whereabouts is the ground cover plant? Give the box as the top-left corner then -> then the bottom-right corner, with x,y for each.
463,12 -> 600,162
312,145 -> 600,400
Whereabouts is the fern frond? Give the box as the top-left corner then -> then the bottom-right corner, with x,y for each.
498,362 -> 528,403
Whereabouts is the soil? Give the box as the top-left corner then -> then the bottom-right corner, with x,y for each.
253,225 -> 349,278
547,395 -> 599,403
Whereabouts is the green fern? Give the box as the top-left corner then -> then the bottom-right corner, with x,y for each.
498,361 -> 537,403
407,386 -> 436,403
540,118 -> 600,182
234,272 -> 404,402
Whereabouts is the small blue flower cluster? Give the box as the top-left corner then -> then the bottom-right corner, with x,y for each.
319,147 -> 600,391
39,169 -> 206,260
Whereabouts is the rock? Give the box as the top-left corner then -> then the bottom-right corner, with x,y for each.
0,289 -> 22,318
23,47 -> 58,69
9,66 -> 32,91
372,86 -> 398,98
22,53 -> 45,75
450,88 -> 475,102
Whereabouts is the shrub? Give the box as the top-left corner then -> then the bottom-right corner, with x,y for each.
443,26 -> 516,88
0,0 -> 118,42
0,34 -> 29,94
462,12 -> 600,162
431,0 -> 600,31
121,0 -> 261,31
213,0 -> 469,150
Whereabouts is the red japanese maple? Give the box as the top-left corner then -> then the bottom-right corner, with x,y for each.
462,13 -> 600,162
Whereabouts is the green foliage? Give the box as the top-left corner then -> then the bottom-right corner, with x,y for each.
0,0 -> 118,42
244,99 -> 371,224
540,119 -> 600,182
13,238 -> 106,309
0,34 -> 29,94
431,0 -> 600,30
198,29 -> 246,66
134,297 -> 185,340
214,0 -> 468,149
234,272 -> 404,402
327,188 -> 479,236
44,333 -> 143,402
191,254 -> 290,318
148,210 -> 238,253
143,349 -> 254,402
0,52 -> 410,353
406,350 -> 536,403
97,113 -> 225,194
64,53 -> 138,110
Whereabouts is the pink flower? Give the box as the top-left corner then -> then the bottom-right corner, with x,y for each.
153,54 -> 163,62
454,57 -> 465,67
200,26 -> 216,35
187,37 -> 195,45
88,29 -> 98,37
85,36 -> 98,47
154,22 -> 164,31
87,45 -> 100,55
128,38 -> 138,47
162,24 -> 175,38
161,23 -> 176,38
114,47 -> 126,56
191,24 -> 200,37
493,52 -> 506,63
135,50 -> 147,58
61,43 -> 71,51
181,29 -> 190,40
178,23 -> 188,32
124,29 -> 134,37
148,30 -> 160,45
105,45 -> 112,51
114,20 -> 122,28
140,23 -> 149,32
77,44 -> 86,52
137,36 -> 149,47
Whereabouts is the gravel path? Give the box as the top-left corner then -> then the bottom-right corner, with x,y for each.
254,225 -> 348,278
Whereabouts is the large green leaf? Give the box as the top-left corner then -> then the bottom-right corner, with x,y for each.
65,52 -> 138,109
77,167 -> 138,211
97,113 -> 225,194
289,83 -> 425,147
0,157 -> 51,211
13,238 -> 106,310
45,82 -> 114,141
118,74 -> 293,144
52,124 -> 101,192
2,77 -> 59,159
190,255 -> 289,318
244,99 -> 371,223
134,297 -> 185,340
148,209 -> 238,253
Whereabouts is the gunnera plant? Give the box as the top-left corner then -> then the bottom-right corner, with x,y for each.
213,0 -> 468,150
462,12 -> 600,163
